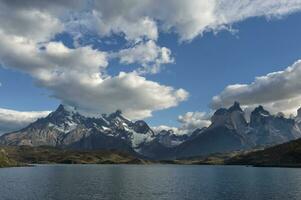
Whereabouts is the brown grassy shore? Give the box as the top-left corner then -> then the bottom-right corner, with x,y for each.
0,145 -> 152,167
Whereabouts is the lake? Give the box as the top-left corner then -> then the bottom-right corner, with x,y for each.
0,164 -> 301,200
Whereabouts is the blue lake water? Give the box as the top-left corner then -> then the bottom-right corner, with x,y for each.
0,164 -> 301,200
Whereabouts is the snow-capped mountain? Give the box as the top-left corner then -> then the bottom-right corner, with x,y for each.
1,102 -> 301,159
0,105 -> 154,154
137,129 -> 195,159
0,105 -> 181,157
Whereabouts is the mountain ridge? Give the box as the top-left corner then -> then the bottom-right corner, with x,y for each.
1,102 -> 301,159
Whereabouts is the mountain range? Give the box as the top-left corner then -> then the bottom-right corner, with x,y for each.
1,102 -> 301,160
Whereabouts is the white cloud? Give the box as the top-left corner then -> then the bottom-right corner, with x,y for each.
91,13 -> 158,42
152,125 -> 179,134
153,111 -> 211,135
0,108 -> 50,134
211,60 -> 301,116
1,0 -> 301,121
2,0 -> 301,43
82,0 -> 215,42
0,1 -> 64,42
0,0 -> 189,119
0,30 -> 188,119
0,31 -> 108,82
113,40 -> 174,74
49,71 -> 189,119
178,112 -> 211,132
78,0 -> 301,41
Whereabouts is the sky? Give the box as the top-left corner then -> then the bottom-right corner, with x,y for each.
1,0 -> 301,134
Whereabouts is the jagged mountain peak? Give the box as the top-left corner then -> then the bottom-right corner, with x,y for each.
211,102 -> 246,126
213,102 -> 243,116
133,120 -> 153,134
55,104 -> 77,113
295,108 -> 301,124
56,104 -> 65,112
213,108 -> 228,116
251,105 -> 270,117
36,104 -> 85,134
48,104 -> 79,118
297,107 -> 301,117
109,109 -> 122,118
228,101 -> 243,112
106,109 -> 131,123
48,104 -> 83,121
50,104 -> 68,116
250,106 -> 270,128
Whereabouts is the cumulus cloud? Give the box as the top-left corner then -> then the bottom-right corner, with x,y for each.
1,0 -> 301,121
78,0 -> 301,41
91,13 -> 158,42
0,31 -> 188,119
0,108 -> 50,134
0,1 -> 66,42
211,60 -> 301,116
153,111 -> 211,135
0,1 -> 188,119
113,40 -> 174,74
49,72 -> 189,119
2,0 -> 301,42
0,31 -> 108,83
178,112 -> 211,132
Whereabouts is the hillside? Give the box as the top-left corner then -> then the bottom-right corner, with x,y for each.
0,146 -> 150,165
0,148 -> 18,167
226,138 -> 301,167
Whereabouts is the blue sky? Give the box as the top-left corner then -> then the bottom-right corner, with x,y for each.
1,1 -> 301,134
151,13 -> 301,126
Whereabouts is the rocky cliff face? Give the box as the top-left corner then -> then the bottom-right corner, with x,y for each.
172,102 -> 301,158
295,107 -> 301,128
249,106 -> 301,146
210,102 -> 249,135
174,102 -> 252,158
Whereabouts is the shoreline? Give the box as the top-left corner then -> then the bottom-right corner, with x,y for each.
2,162 -> 301,169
